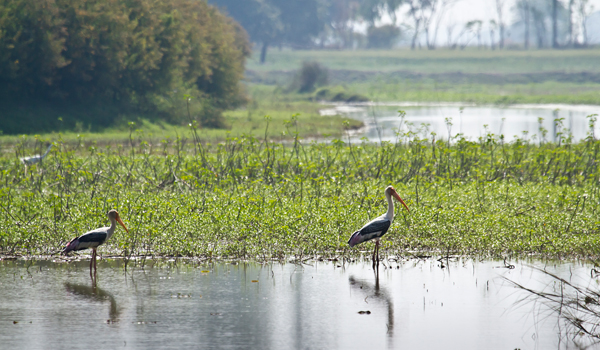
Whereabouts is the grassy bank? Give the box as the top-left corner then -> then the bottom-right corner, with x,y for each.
1,128 -> 599,259
0,89 -> 360,146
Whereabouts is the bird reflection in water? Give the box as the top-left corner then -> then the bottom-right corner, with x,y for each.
64,282 -> 121,322
349,269 -> 395,346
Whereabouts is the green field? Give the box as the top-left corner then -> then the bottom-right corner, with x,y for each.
247,48 -> 600,105
248,48 -> 600,74
1,128 -> 599,260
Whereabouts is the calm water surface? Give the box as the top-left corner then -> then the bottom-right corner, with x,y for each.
321,103 -> 600,143
0,259 -> 596,349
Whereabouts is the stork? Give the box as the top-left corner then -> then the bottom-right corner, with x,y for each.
348,186 -> 409,267
62,210 -> 129,275
20,143 -> 53,165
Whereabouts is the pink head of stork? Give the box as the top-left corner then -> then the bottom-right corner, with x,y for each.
62,210 -> 128,276
348,186 -> 409,267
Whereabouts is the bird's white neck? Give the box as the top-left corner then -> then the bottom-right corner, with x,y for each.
106,217 -> 117,240
385,192 -> 395,221
42,145 -> 52,157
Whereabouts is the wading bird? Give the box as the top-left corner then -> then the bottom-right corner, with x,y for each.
348,186 -> 409,267
20,143 -> 53,165
63,210 -> 129,275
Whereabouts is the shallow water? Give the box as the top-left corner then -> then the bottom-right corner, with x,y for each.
321,103 -> 600,143
0,258 -> 596,349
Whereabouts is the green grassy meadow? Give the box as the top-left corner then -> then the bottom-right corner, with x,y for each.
248,48 -> 600,74
1,127 -> 599,260
248,48 -> 600,105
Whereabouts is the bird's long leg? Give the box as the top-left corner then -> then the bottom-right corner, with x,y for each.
93,248 -> 98,276
89,250 -> 94,276
372,244 -> 377,268
376,240 -> 380,266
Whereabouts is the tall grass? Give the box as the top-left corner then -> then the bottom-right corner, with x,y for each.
1,116 -> 599,260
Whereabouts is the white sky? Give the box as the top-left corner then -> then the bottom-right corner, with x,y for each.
444,0 -> 600,24
366,0 -> 600,46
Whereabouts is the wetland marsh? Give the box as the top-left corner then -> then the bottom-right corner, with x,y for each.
1,116 -> 599,259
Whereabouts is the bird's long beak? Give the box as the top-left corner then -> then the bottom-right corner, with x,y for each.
117,216 -> 129,233
392,191 -> 410,213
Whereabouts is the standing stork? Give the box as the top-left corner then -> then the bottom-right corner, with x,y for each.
62,210 -> 129,275
20,143 -> 53,165
348,186 -> 409,267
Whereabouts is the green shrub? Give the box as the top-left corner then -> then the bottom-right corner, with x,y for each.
294,61 -> 328,93
367,25 -> 400,49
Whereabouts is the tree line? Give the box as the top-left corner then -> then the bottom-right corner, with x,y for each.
0,0 -> 250,134
209,0 -> 597,62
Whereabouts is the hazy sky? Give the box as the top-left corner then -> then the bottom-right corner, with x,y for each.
444,0 -> 600,25
369,0 -> 600,46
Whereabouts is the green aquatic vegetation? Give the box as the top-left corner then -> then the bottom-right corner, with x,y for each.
0,122 -> 599,260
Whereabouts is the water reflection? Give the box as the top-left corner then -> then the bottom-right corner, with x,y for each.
349,270 -> 395,345
0,259 -> 598,349
64,282 -> 121,321
322,103 -> 600,143
505,267 -> 600,349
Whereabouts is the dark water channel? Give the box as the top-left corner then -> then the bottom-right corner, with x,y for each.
0,258 -> 597,349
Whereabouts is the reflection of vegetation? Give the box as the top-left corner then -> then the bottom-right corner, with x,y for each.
506,268 -> 600,347
65,282 -> 121,321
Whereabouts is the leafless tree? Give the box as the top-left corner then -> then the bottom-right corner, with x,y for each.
578,0 -> 594,46
516,0 -> 531,49
552,0 -> 558,48
472,20 -> 483,48
489,20 -> 497,49
567,0 -> 575,46
459,20 -> 479,49
531,5 -> 547,48
406,0 -> 459,50
428,0 -> 460,49
446,23 -> 457,47
494,0 -> 507,49
406,0 -> 425,49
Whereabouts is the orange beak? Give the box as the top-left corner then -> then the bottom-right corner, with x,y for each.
392,190 -> 410,213
116,216 -> 129,233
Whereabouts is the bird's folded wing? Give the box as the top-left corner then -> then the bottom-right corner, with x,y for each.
77,231 -> 108,245
359,219 -> 391,237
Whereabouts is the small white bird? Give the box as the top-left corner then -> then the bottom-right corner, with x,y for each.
21,143 -> 53,165
348,186 -> 410,267
62,210 -> 129,275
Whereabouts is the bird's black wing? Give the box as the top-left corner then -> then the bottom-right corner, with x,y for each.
78,231 -> 108,245
358,219 -> 391,240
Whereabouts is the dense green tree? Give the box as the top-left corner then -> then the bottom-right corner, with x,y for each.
0,0 -> 67,93
0,0 -> 249,133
